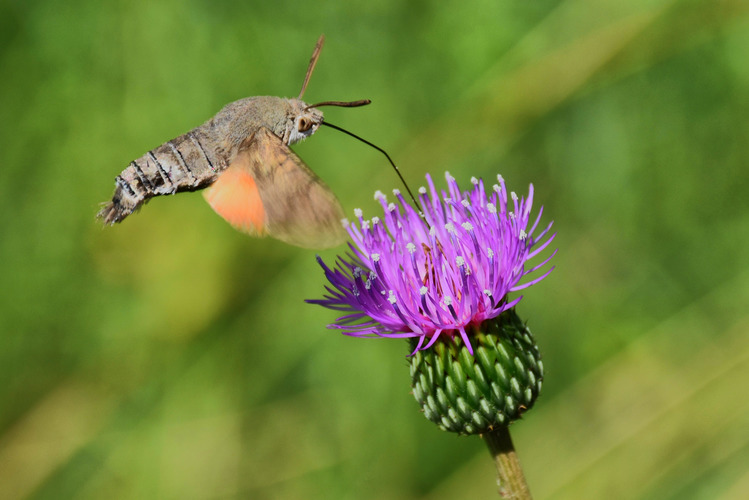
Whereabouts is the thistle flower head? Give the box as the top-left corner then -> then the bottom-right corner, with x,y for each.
308,172 -> 556,355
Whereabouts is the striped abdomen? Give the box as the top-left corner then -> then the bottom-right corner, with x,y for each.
98,129 -> 226,224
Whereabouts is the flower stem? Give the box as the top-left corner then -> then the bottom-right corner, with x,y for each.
482,426 -> 533,499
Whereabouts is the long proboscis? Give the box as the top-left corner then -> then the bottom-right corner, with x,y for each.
321,121 -> 423,215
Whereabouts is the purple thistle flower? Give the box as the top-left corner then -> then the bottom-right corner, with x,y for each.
307,172 -> 556,355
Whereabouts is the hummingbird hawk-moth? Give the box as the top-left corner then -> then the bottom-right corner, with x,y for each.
98,35 -> 370,249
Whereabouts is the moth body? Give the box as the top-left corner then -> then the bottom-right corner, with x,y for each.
99,35 -> 363,249
99,96 -> 323,225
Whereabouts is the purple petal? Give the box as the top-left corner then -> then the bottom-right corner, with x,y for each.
309,172 -> 556,353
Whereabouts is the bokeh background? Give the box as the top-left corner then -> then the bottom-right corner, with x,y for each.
2,0 -> 748,498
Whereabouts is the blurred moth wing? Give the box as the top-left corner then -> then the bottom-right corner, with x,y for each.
203,128 -> 345,249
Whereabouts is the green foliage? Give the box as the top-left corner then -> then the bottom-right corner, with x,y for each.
1,0 -> 748,498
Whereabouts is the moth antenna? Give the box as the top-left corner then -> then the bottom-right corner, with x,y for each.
321,121 -> 424,216
307,99 -> 371,109
299,35 -> 325,99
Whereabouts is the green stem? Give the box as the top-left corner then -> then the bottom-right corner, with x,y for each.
482,426 -> 533,499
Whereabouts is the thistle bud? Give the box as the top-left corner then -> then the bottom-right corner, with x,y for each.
410,309 -> 542,435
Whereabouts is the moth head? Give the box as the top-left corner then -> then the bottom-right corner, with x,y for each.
285,100 -> 324,145
283,99 -> 373,145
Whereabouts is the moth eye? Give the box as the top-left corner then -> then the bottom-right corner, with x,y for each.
298,118 -> 313,132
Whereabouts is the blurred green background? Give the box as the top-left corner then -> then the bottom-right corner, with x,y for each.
1,0 -> 748,498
